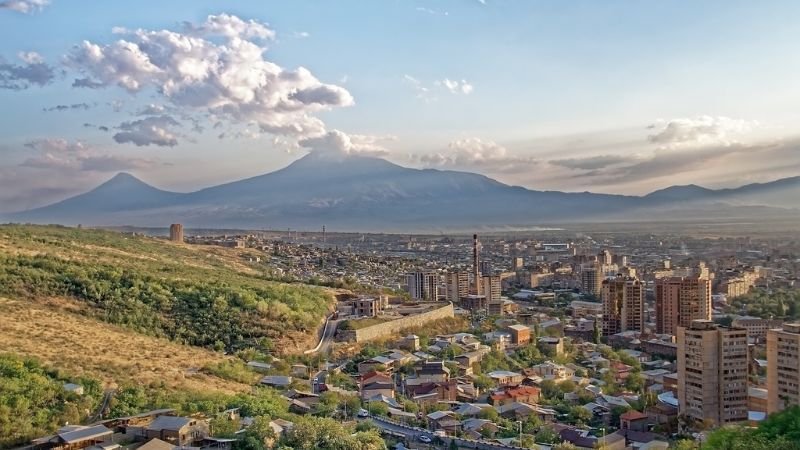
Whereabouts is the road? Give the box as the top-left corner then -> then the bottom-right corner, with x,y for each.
88,389 -> 115,422
368,416 -> 527,450
304,314 -> 340,355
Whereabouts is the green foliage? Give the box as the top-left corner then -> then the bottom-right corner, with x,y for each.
535,426 -> 560,444
730,289 -> 800,320
0,354 -> 102,448
281,416 -> 386,450
202,360 -> 260,384
0,225 -> 332,351
702,406 -> 800,450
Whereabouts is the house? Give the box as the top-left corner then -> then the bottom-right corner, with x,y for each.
557,428 -> 627,450
496,402 -> 556,422
285,390 -> 321,413
527,361 -> 575,381
508,324 -> 531,345
405,379 -> 458,403
455,352 -> 482,369
31,425 -> 113,450
620,409 -> 649,432
487,370 -> 523,387
537,337 -> 564,356
453,403 -> 493,417
426,411 -> 460,434
145,416 -> 209,447
357,356 -> 396,374
359,371 -> 395,400
460,418 -> 499,439
136,438 -> 175,450
489,386 -> 541,406
260,375 -> 292,388
415,361 -> 450,382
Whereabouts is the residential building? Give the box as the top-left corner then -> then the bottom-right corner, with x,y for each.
732,316 -> 783,342
481,275 -> 501,302
656,264 -> 712,335
581,263 -> 603,297
767,323 -> 800,413
407,271 -> 438,301
354,297 -> 383,317
508,324 -> 530,346
445,272 -> 469,303
601,275 -> 644,336
570,300 -> 603,318
677,320 -> 748,426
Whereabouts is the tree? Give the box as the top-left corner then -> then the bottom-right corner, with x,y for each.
478,407 -> 499,421
535,427 -> 559,444
592,319 -> 601,344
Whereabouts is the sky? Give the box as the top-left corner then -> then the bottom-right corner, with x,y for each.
2,0 -> 800,212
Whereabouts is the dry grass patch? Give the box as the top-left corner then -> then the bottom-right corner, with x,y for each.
0,297 -> 252,394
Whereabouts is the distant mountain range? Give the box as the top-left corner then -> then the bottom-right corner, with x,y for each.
6,152 -> 800,231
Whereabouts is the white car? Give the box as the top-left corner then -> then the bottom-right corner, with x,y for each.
418,435 -> 432,443
357,408 -> 369,418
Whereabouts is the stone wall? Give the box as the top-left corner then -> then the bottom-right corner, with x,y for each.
346,303 -> 455,343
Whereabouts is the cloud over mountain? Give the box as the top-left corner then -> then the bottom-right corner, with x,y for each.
64,13 -> 354,145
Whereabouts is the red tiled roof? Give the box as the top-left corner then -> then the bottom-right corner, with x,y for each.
620,410 -> 648,421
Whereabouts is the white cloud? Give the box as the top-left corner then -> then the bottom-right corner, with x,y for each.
113,115 -> 180,147
437,78 -> 474,95
0,0 -> 49,14
647,116 -> 759,148
65,13 -> 354,145
292,31 -> 310,39
0,51 -> 55,90
21,138 -> 156,171
298,129 -> 392,157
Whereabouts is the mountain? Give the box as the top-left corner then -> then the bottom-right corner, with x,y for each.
6,152 -> 800,231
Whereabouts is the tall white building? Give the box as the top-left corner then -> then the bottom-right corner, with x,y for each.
407,271 -> 438,301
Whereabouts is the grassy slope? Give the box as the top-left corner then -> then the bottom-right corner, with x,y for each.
0,224 -> 335,353
0,297 -> 254,394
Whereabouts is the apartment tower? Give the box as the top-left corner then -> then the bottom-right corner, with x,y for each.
601,275 -> 644,336
581,262 -> 603,297
656,264 -> 712,335
407,272 -> 438,301
445,272 -> 469,303
767,323 -> 800,413
677,320 -> 749,426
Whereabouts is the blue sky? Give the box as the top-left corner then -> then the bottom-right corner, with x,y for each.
2,0 -> 800,211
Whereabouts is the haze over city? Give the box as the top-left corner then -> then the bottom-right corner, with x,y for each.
3,1 -> 800,212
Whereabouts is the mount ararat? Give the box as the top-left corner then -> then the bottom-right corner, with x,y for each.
7,152 -> 800,232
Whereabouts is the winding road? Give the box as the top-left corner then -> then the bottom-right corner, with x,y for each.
304,314 -> 340,355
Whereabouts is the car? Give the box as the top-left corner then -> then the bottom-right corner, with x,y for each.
418,435 -> 432,443
357,408 -> 369,418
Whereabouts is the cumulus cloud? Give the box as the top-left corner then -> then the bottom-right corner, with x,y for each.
647,116 -> 758,148
0,51 -> 55,90
0,0 -> 49,13
299,129 -> 392,157
136,103 -> 167,115
21,138 -> 156,171
43,102 -> 91,112
411,137 -> 535,174
436,78 -> 473,95
113,115 -> 180,147
65,13 -> 353,144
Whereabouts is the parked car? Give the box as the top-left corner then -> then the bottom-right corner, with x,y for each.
357,408 -> 369,418
418,435 -> 432,443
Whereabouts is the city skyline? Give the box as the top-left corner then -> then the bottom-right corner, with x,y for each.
3,1 -> 800,212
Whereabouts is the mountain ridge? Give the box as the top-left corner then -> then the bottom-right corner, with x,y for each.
7,152 -> 800,231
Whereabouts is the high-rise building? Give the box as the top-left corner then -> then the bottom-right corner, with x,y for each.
445,272 -> 469,303
656,264 -> 712,335
407,272 -> 438,301
581,263 -> 603,297
599,249 -> 613,265
481,275 -> 501,302
169,223 -> 184,242
480,260 -> 492,277
601,275 -> 644,336
767,323 -> 800,413
677,320 -> 748,426
512,257 -> 524,271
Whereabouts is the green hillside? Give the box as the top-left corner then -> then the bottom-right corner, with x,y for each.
0,224 -> 334,352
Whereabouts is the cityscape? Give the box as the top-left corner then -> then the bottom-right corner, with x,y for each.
2,2 -> 800,450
